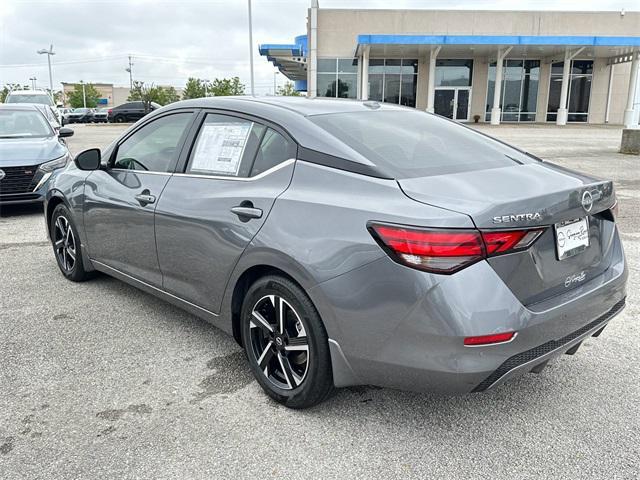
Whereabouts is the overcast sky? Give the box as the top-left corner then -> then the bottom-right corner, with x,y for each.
1,0 -> 638,95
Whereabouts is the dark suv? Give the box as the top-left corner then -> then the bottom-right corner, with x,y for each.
107,101 -> 161,123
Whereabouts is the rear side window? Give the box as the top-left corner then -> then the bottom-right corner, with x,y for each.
187,114 -> 265,177
309,110 -> 534,178
250,128 -> 296,176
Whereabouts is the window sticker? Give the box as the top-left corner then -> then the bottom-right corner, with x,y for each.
190,122 -> 252,175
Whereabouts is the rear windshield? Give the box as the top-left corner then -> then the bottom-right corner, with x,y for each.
6,93 -> 54,106
309,110 -> 533,178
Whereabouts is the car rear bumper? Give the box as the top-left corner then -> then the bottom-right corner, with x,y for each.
309,229 -> 628,394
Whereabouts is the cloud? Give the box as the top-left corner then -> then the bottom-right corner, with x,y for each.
0,0 -> 636,95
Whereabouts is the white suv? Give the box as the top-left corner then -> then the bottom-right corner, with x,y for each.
4,89 -> 62,124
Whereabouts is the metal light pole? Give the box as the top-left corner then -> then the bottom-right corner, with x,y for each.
126,55 -> 134,90
247,0 -> 255,95
80,81 -> 86,108
273,71 -> 279,95
204,79 -> 210,97
29,77 -> 37,89
37,45 -> 55,93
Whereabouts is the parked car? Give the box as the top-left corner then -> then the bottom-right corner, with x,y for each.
4,89 -> 63,125
44,97 -> 627,408
91,107 -> 109,123
0,104 -> 73,205
31,104 -> 62,131
59,108 -> 74,124
107,101 -> 161,123
66,107 -> 94,123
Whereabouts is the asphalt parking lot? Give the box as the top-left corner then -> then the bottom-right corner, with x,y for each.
1,123 -> 638,479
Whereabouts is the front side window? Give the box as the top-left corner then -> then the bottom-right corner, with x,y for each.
187,114 -> 265,177
367,59 -> 418,107
317,58 -> 358,99
113,113 -> 192,172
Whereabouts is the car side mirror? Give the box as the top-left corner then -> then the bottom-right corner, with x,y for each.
75,148 -> 101,171
58,127 -> 74,138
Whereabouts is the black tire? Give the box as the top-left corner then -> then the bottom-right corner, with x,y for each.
50,204 -> 93,282
241,275 -> 333,409
114,115 -> 125,123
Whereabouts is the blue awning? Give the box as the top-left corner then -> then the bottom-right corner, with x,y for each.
357,34 -> 640,47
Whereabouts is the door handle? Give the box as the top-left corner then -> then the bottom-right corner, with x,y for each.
231,204 -> 262,220
135,192 -> 156,206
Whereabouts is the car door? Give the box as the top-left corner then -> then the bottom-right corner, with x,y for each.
155,111 -> 297,313
83,110 -> 196,286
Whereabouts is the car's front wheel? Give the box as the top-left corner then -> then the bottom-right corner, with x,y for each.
50,204 -> 92,282
241,275 -> 333,408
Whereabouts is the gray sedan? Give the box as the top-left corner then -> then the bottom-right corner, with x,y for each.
43,97 -> 627,408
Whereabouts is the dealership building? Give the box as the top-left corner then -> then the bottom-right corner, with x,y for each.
260,5 -> 640,127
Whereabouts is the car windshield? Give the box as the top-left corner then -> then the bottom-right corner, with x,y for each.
0,109 -> 52,138
75,108 -> 89,113
5,93 -> 54,106
309,109 -> 533,178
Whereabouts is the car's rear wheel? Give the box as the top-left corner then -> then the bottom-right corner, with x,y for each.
241,275 -> 333,408
114,115 -> 125,123
50,204 -> 92,282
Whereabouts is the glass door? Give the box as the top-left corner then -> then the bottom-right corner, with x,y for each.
434,89 -> 455,118
434,88 -> 470,121
455,89 -> 470,121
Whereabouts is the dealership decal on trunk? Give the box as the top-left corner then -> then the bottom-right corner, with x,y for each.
565,271 -> 586,288
492,212 -> 542,224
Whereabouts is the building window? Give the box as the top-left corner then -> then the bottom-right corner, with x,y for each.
486,60 -> 540,122
435,59 -> 473,87
368,59 -> 418,107
317,58 -> 358,99
546,60 -> 593,122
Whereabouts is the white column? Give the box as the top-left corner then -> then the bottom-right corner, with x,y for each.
556,50 -> 572,125
426,46 -> 440,113
308,0 -> 318,98
491,47 -> 511,125
623,48 -> 639,128
361,46 -> 369,100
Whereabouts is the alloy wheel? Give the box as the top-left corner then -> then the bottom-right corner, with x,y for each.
53,215 -> 76,272
249,295 -> 309,390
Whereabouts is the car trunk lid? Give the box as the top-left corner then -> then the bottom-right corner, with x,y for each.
398,162 -> 617,305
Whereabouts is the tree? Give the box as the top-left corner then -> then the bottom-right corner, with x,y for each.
128,81 -> 180,106
67,83 -> 100,108
52,90 -> 64,106
182,77 -> 206,99
182,77 -> 246,100
277,81 -> 301,97
209,77 -> 245,97
0,84 -> 28,103
159,86 -> 180,104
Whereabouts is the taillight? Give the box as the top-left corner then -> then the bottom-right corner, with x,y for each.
464,332 -> 515,346
108,109 -> 112,114
482,229 -> 543,255
368,223 -> 544,274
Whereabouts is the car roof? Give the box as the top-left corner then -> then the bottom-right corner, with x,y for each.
172,95 -> 405,117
